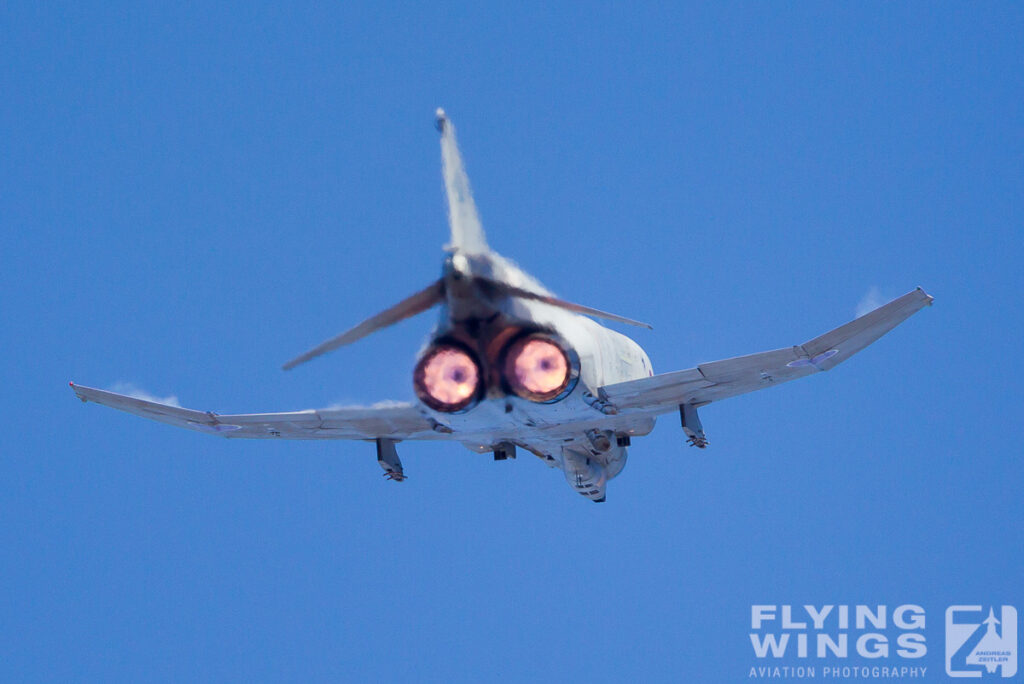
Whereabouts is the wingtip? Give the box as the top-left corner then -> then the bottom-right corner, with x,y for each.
281,352 -> 307,371
69,381 -> 88,403
915,286 -> 935,305
282,354 -> 307,371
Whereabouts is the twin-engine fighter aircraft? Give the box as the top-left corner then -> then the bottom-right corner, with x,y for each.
70,110 -> 933,502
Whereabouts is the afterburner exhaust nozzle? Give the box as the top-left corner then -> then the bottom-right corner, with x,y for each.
414,343 -> 483,413
502,333 -> 580,403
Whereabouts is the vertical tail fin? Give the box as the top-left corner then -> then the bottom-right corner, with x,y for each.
436,108 -> 489,254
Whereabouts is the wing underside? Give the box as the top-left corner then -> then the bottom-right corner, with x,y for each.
69,384 -> 444,440
71,288 -> 932,440
599,288 -> 933,414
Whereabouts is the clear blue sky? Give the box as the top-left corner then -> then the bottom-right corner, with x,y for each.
2,3 -> 1021,681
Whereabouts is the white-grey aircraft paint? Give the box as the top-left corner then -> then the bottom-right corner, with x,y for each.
70,110 -> 934,502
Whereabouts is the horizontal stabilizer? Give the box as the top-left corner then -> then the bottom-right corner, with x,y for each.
486,279 -> 653,329
283,279 -> 445,370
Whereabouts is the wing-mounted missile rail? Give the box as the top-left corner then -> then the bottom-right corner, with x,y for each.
679,403 -> 708,449
376,438 -> 406,481
493,441 -> 517,461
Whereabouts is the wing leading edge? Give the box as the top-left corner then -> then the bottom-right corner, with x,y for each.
68,383 -> 443,440
598,288 -> 933,414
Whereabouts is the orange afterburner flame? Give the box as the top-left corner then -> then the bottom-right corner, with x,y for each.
505,336 -> 572,402
414,345 -> 481,412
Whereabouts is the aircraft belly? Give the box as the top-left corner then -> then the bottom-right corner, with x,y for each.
426,391 -> 655,442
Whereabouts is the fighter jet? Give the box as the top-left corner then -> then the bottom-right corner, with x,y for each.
70,109 -> 933,502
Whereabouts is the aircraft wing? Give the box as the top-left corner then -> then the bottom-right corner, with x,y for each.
69,383 -> 444,440
598,288 -> 933,415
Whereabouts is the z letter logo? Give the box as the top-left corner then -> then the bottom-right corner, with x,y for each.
946,606 -> 1018,678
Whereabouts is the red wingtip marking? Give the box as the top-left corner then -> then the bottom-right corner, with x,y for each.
69,381 -> 75,387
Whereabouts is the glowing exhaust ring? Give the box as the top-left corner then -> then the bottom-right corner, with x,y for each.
414,344 -> 483,413
502,334 -> 580,403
